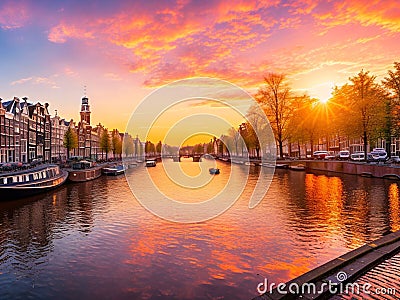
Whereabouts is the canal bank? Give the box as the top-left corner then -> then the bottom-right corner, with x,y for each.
252,230 -> 400,299
282,160 -> 400,180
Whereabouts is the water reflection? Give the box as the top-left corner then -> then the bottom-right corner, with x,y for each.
388,183 -> 400,232
0,166 -> 399,299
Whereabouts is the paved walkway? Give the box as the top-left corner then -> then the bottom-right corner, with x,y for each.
252,231 -> 400,300
332,253 -> 400,299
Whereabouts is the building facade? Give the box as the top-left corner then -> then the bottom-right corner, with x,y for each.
74,96 -> 105,159
51,113 -> 71,162
1,95 -> 127,164
0,97 -> 38,163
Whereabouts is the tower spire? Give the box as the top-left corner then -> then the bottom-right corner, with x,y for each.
80,89 -> 91,124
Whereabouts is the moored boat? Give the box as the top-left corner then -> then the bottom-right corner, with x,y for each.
0,164 -> 68,200
102,164 -> 125,176
67,160 -> 102,182
261,162 -> 276,168
289,164 -> 306,171
275,163 -> 289,169
145,160 -> 157,167
209,168 -> 220,174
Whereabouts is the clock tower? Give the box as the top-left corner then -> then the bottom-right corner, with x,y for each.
80,96 -> 91,124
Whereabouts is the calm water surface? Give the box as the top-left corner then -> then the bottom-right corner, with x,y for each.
1,159 -> 400,299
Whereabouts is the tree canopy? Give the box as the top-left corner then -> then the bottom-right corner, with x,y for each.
63,127 -> 78,158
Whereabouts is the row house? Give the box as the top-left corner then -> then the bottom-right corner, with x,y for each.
51,112 -> 72,162
0,97 -> 50,163
1,95 -> 127,164
28,102 -> 51,162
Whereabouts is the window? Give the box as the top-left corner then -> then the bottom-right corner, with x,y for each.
29,147 -> 35,159
21,140 -> 27,153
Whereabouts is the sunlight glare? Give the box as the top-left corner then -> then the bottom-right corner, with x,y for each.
319,98 -> 329,104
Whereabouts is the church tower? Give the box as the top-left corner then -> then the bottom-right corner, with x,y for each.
80,96 -> 91,124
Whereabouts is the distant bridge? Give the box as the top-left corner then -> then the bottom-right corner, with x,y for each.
145,154 -> 213,162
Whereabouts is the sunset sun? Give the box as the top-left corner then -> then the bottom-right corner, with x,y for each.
319,97 -> 329,104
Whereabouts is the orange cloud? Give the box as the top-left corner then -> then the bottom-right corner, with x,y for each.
314,0 -> 400,32
44,0 -> 400,94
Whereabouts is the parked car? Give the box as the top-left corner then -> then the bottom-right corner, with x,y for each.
350,152 -> 365,161
373,148 -> 386,152
370,150 -> 387,161
337,150 -> 350,160
324,153 -> 336,160
392,156 -> 400,163
386,156 -> 400,164
313,151 -> 330,159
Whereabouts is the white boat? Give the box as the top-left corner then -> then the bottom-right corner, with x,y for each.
0,164 -> 68,200
102,165 -> 125,176
145,160 -> 157,167
261,162 -> 276,168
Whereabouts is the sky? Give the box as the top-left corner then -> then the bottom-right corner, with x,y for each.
1,0 -> 399,142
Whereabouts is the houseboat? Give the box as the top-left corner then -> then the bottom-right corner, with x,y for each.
67,160 -> 103,182
0,164 -> 68,200
102,164 -> 125,176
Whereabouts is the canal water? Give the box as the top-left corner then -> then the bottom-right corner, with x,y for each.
1,159 -> 399,299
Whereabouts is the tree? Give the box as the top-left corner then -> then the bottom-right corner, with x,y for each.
383,62 -> 400,101
156,141 -> 162,154
145,141 -> 155,156
100,129 -> 111,160
111,130 -> 122,159
63,127 -> 78,159
123,134 -> 134,157
256,73 -> 293,158
287,95 -> 323,157
239,122 -> 260,158
331,70 -> 386,159
207,139 -> 214,154
383,62 -> 400,142
115,138 -> 122,158
227,127 -> 240,156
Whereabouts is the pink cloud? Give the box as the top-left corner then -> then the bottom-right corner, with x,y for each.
0,1 -> 29,29
48,22 -> 95,43
43,0 -> 400,92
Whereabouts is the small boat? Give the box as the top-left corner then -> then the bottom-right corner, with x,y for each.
261,162 -> 276,168
289,164 -> 306,171
67,160 -> 102,182
145,160 -> 157,167
209,168 -> 220,174
275,164 -> 289,169
0,164 -> 68,200
102,164 -> 125,176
